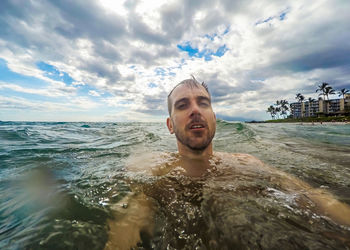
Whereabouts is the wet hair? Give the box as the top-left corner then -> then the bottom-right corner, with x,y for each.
167,76 -> 210,115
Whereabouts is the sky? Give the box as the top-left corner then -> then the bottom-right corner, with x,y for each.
1,0 -> 350,122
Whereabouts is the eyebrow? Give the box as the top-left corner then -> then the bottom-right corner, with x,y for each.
174,97 -> 189,107
174,95 -> 211,107
197,96 -> 211,103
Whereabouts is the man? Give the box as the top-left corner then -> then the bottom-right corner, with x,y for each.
165,78 -> 217,177
105,78 -> 350,249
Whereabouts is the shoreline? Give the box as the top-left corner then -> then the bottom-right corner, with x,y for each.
247,121 -> 349,125
269,121 -> 349,125
247,115 -> 350,124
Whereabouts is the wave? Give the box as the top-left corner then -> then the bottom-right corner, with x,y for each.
216,119 -> 256,142
0,129 -> 30,141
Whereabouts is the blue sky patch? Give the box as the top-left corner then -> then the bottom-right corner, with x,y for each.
177,42 -> 228,61
255,16 -> 274,25
204,33 -> 217,41
154,67 -> 166,76
280,12 -> 287,20
0,58 -> 109,101
36,61 -> 74,85
256,8 -> 290,25
177,42 -> 199,57
154,67 -> 176,77
214,45 -> 228,57
148,82 -> 157,88
223,27 -> 230,35
0,58 -> 49,88
279,7 -> 290,20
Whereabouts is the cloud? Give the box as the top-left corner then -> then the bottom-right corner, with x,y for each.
0,82 -> 76,97
88,90 -> 101,97
50,0 -> 127,41
0,96 -> 43,111
0,0 -> 350,121
0,95 -> 98,112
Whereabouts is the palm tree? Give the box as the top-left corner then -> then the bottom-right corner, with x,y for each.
275,106 -> 281,119
274,100 -> 281,118
280,100 -> 289,118
308,97 -> 315,103
316,82 -> 329,100
295,93 -> 305,103
324,86 -> 335,100
266,105 -> 276,119
338,88 -> 349,99
281,105 -> 289,118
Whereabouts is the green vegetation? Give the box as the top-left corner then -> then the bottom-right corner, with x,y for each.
265,115 -> 350,123
266,100 -> 289,119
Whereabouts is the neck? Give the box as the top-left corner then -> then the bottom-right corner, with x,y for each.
177,141 -> 213,160
176,143 -> 214,177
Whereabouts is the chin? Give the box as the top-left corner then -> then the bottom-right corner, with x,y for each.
188,140 -> 210,151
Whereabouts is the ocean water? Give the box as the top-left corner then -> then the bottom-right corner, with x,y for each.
0,121 -> 349,249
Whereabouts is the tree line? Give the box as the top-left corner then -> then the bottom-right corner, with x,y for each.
266,100 -> 289,119
266,82 -> 349,119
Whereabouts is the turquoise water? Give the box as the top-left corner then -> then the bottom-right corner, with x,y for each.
0,121 -> 349,249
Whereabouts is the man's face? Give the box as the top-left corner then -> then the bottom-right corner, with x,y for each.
167,84 -> 216,151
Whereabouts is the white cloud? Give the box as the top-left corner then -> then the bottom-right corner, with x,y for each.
0,82 -> 76,97
0,0 -> 349,121
88,90 -> 101,97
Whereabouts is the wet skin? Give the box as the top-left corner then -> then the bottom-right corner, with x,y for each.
167,84 -> 216,158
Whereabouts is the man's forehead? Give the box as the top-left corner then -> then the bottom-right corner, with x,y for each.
171,84 -> 210,101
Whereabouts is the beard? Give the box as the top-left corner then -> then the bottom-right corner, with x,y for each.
172,118 -> 215,151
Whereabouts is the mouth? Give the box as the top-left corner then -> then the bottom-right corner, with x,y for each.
188,122 -> 206,130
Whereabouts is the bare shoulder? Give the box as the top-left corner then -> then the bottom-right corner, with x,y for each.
232,153 -> 264,163
126,151 -> 177,176
216,152 -> 261,160
215,152 -> 266,168
216,152 -> 308,187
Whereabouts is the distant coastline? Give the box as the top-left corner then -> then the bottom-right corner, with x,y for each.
246,115 -> 350,124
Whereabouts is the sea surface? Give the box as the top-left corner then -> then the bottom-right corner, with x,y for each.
0,121 -> 349,249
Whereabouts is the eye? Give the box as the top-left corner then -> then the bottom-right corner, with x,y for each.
199,101 -> 209,107
176,103 -> 187,109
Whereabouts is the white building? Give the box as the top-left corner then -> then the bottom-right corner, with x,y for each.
290,94 -> 350,118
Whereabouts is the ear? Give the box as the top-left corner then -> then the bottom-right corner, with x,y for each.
166,117 -> 174,134
213,112 -> 216,120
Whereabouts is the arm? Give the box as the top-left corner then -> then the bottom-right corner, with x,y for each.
104,191 -> 155,250
105,152 -> 164,249
235,153 -> 350,226
305,187 -> 350,226
272,166 -> 350,226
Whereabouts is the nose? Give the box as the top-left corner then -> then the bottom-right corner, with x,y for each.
189,101 -> 201,118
